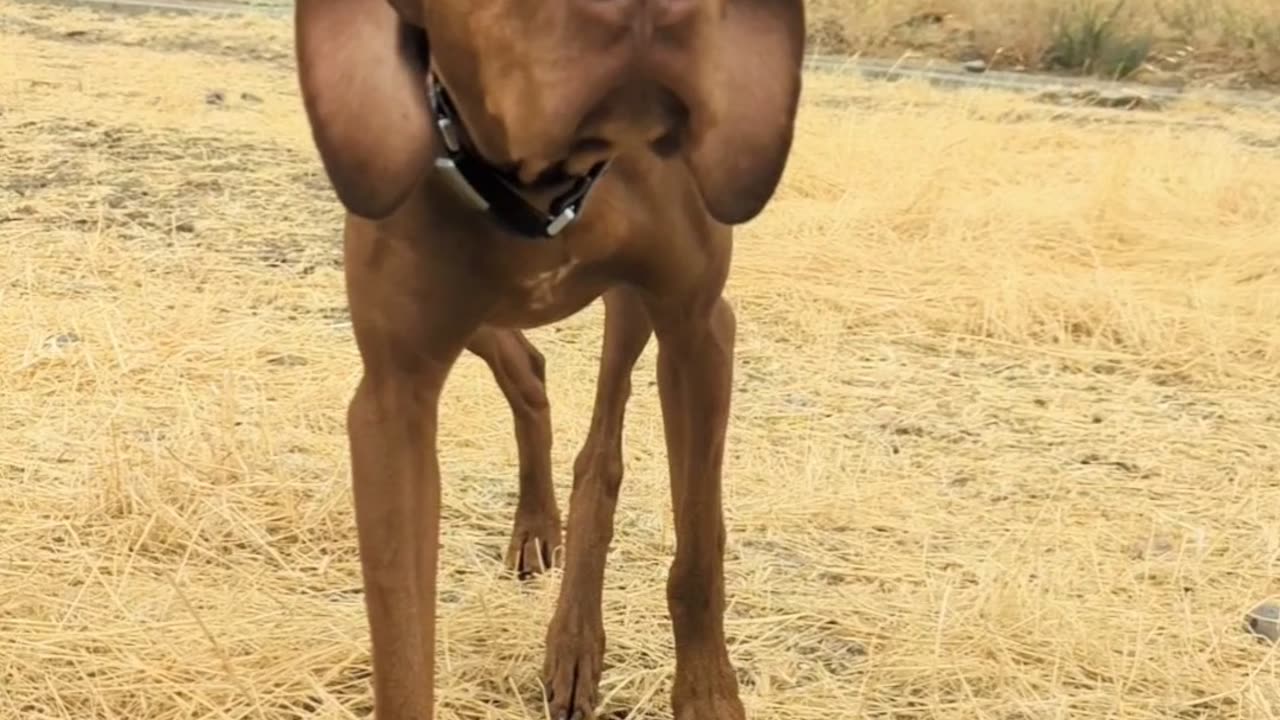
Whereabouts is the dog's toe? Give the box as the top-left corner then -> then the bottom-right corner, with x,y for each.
505,512 -> 562,580
542,617 -> 604,720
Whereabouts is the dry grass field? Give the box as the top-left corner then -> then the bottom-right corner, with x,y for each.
3,3 -> 1280,719
808,0 -> 1280,88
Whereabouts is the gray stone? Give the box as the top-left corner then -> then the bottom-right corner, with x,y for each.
1245,603 -> 1280,643
44,332 -> 80,352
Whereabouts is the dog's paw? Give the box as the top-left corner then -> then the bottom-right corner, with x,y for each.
542,614 -> 604,720
505,509 -> 562,580
673,695 -> 746,720
672,664 -> 746,720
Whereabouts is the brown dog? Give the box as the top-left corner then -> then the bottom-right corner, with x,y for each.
294,0 -> 804,717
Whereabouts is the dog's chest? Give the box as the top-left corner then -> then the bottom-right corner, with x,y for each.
485,253 -> 613,328
521,261 -> 579,310
478,208 -> 633,328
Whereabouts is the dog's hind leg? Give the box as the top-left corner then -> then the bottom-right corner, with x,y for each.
468,326 -> 563,579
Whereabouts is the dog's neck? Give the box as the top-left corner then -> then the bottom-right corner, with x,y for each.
427,73 -> 610,240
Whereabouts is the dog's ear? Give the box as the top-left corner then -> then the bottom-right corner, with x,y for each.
385,0 -> 423,26
295,0 -> 432,220
686,0 -> 804,226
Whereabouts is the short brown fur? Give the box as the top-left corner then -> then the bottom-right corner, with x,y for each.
293,0 -> 805,718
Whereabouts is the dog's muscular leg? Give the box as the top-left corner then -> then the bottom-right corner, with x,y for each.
467,327 -> 563,579
653,296 -> 744,720
343,217 -> 483,720
347,365 -> 451,720
544,287 -> 652,720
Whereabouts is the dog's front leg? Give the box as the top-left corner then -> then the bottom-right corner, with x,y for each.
347,362 -> 452,720
543,287 -> 653,720
343,219 -> 479,720
652,295 -> 745,720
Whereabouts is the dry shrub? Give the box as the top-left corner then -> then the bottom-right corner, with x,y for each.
805,0 -> 940,53
942,0 -> 1060,67
808,0 -> 1280,83
1154,0 -> 1280,81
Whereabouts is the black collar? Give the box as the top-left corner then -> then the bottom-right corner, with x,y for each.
428,74 -> 611,239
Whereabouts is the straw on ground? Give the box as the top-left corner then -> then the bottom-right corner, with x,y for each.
2,3 -> 1279,719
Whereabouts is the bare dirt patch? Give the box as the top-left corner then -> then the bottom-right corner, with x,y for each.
3,5 -> 1280,720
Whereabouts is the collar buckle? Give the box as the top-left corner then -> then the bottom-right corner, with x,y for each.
545,207 -> 576,237
436,115 -> 462,154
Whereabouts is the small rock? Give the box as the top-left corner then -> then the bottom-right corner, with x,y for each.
240,92 -> 263,104
1126,535 -> 1174,560
1095,88 -> 1162,111
44,332 -> 81,352
1032,87 -> 1066,104
266,354 -> 309,368
963,59 -> 987,73
1246,603 -> 1280,643
175,221 -> 195,233
64,29 -> 88,38
1032,86 -> 1162,112
903,11 -> 944,27
205,90 -> 225,106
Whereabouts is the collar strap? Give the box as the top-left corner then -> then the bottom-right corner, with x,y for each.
429,74 -> 610,239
